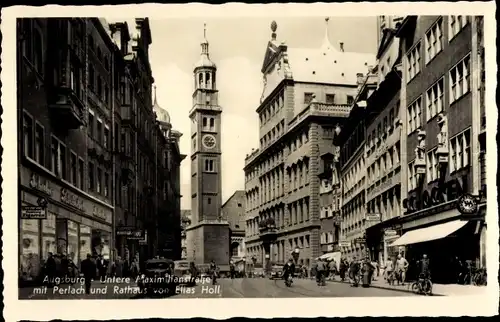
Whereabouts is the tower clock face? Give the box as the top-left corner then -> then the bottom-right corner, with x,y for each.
202,134 -> 216,149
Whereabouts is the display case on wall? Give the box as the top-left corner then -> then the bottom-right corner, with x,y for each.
68,220 -> 79,264
80,225 -> 92,261
20,219 -> 41,281
42,213 -> 57,261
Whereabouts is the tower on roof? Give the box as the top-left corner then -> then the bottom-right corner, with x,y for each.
195,23 -> 216,71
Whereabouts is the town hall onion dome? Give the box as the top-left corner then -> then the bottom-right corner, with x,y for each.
152,86 -> 171,124
194,23 -> 217,70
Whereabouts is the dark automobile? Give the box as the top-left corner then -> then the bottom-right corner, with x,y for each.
137,258 -> 177,296
269,264 -> 284,279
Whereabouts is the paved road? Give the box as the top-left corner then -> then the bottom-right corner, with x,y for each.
170,278 -> 417,298
19,278 -> 416,299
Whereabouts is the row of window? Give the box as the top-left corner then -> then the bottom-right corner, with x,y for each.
366,144 -> 401,186
342,194 -> 365,234
408,128 -> 470,189
88,109 -> 111,149
88,65 -> 110,106
260,166 -> 285,205
304,92 -> 354,106
407,54 -> 470,135
87,33 -> 110,72
23,111 -> 111,198
287,129 -> 310,154
260,120 -> 285,149
287,160 -> 310,192
366,102 -> 400,152
342,156 -> 365,194
365,187 -> 402,220
202,117 -> 216,132
320,231 -> 336,245
259,92 -> 284,126
320,205 -> 335,219
406,16 -> 468,83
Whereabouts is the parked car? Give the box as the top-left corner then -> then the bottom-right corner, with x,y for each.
137,258 -> 176,296
174,260 -> 195,285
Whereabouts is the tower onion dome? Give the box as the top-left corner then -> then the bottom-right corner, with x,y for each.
152,85 -> 170,124
195,23 -> 216,69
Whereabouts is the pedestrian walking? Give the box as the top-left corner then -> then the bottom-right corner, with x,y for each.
339,258 -> 347,281
81,254 -> 96,295
348,257 -> 360,287
384,257 -> 394,285
316,259 -> 326,286
43,252 -> 57,287
96,255 -> 108,282
362,256 -> 376,288
396,254 -> 409,286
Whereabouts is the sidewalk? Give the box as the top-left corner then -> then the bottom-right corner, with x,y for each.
327,276 -> 488,296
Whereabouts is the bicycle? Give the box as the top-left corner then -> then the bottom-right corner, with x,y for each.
411,273 -> 433,295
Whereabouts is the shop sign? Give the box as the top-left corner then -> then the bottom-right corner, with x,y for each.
355,238 -> 366,244
365,213 -> 380,221
127,230 -> 144,240
92,206 -> 106,220
21,206 -> 47,219
338,240 -> 350,247
29,173 -> 54,196
116,227 -> 138,236
60,188 -> 84,211
403,177 -> 468,214
384,229 -> 397,236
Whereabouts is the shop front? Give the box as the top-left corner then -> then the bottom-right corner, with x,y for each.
365,216 -> 403,265
19,168 -> 113,283
391,200 -> 486,284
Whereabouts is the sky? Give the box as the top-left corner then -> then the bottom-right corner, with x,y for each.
140,17 -> 377,210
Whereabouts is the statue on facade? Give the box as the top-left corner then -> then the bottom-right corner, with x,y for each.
437,113 -> 448,150
415,130 -> 426,162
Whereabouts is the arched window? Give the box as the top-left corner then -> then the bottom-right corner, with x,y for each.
198,73 -> 203,88
205,72 -> 211,88
202,117 -> 207,128
209,118 -> 215,131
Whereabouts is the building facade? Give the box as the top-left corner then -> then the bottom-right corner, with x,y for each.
18,18 -> 184,283
244,19 -> 375,271
391,15 -> 487,283
363,17 -> 405,265
221,190 -> 247,264
334,72 -> 378,261
186,25 -> 231,267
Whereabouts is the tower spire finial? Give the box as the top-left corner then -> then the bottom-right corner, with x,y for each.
321,17 -> 332,51
204,22 -> 207,40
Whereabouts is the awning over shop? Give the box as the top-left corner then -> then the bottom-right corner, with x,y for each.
390,220 -> 468,247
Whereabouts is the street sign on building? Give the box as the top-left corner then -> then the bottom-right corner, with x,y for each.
21,206 -> 47,219
339,240 -> 351,247
365,213 -> 380,221
384,229 -> 397,236
355,238 -> 366,244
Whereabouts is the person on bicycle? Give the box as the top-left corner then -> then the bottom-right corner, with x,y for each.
209,260 -> 218,284
282,258 -> 295,283
349,257 -> 360,287
396,254 -> 409,286
316,259 -> 326,286
419,254 -> 430,280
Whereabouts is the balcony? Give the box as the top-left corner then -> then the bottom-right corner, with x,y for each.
49,86 -> 85,129
258,218 -> 278,241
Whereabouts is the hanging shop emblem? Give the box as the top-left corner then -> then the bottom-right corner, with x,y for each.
457,193 -> 480,215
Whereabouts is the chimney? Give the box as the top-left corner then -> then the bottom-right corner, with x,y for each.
339,42 -> 344,52
356,73 -> 364,85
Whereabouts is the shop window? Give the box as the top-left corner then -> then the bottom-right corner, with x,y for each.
23,111 -> 34,159
42,213 -> 56,261
68,220 -> 79,264
79,225 -> 92,261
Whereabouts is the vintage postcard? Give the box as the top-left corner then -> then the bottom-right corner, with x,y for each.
1,2 -> 498,320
